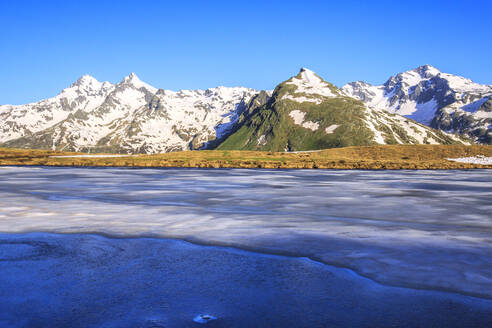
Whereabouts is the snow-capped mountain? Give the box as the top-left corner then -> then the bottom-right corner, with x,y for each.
0,75 -> 115,143
0,74 -> 260,153
218,68 -> 465,151
0,67 -> 479,154
342,65 -> 492,144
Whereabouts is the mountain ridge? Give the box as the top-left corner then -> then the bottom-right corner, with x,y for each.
1,66 -> 485,154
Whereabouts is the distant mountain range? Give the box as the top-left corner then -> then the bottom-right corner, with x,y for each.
1,65 -> 489,153
342,65 -> 492,144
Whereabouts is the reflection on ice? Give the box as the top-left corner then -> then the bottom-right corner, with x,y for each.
0,167 -> 491,298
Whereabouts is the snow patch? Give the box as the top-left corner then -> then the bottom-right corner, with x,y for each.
282,95 -> 324,104
406,99 -> 439,125
257,135 -> 267,146
325,124 -> 339,134
289,110 -> 319,131
447,155 -> 492,165
440,72 -> 491,93
473,111 -> 492,119
364,110 -> 386,144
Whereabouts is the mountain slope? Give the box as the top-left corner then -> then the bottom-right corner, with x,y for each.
342,65 -> 492,144
218,68 -> 463,152
1,74 -> 260,153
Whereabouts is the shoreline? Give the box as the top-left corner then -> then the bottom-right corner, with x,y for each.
1,163 -> 492,170
2,164 -> 492,170
1,145 -> 492,170
0,145 -> 492,170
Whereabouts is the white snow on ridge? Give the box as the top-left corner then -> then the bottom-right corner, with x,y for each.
447,155 -> 492,165
342,83 -> 383,107
440,72 -> 491,93
282,68 -> 337,104
121,73 -> 158,93
113,87 -> 149,109
0,75 -> 117,143
398,67 -> 438,86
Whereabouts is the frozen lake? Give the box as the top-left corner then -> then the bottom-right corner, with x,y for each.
0,167 -> 491,326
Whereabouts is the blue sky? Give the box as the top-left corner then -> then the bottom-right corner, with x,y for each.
1,0 -> 491,104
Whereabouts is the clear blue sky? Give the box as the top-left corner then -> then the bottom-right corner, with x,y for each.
1,0 -> 491,104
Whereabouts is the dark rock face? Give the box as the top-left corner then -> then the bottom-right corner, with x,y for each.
479,98 -> 492,112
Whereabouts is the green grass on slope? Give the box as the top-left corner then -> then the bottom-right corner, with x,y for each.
218,95 -> 376,151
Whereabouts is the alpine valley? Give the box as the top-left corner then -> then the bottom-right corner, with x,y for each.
1,65 -> 490,154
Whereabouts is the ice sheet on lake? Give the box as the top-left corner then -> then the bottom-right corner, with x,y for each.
0,167 -> 491,298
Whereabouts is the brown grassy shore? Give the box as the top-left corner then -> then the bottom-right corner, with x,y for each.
0,145 -> 491,170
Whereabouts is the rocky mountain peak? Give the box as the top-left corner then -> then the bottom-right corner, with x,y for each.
119,73 -> 157,93
72,75 -> 103,88
122,72 -> 139,83
297,67 -> 322,84
386,65 -> 441,89
277,68 -> 340,104
413,64 -> 441,78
